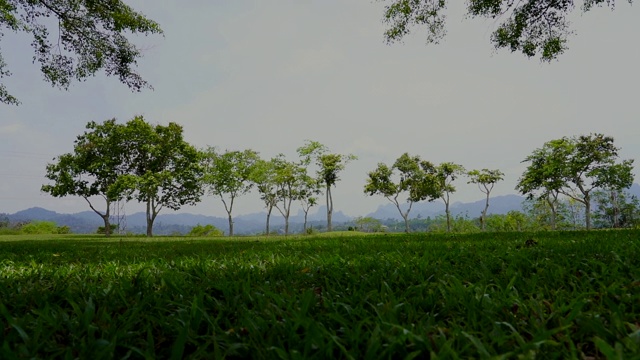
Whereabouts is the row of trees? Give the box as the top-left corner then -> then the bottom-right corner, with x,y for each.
42,117 -> 356,237
42,117 -> 635,236
372,190 -> 640,233
363,154 -> 504,233
363,134 -> 635,233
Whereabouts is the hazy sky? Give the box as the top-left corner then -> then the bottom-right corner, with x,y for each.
1,1 -> 638,219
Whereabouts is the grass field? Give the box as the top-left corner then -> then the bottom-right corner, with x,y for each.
0,231 -> 639,359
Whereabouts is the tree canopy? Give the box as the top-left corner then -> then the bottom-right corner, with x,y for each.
297,140 -> 356,232
0,0 -> 162,105
43,116 -> 202,237
201,148 -> 260,236
517,133 -> 634,230
467,168 -> 504,230
42,119 -> 127,236
115,117 -> 203,237
364,153 -> 440,233
380,0 -> 633,61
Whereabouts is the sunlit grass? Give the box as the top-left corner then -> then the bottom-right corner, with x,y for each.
0,230 -> 639,358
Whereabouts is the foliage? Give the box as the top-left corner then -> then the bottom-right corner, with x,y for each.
43,117 -> 203,238
592,190 -> 640,229
297,172 -> 320,233
201,148 -> 260,236
0,231 -> 639,358
380,0 -> 633,62
250,158 -> 279,236
353,216 -> 385,233
435,162 -> 466,232
468,168 -> 504,230
96,225 -> 119,235
271,155 -> 307,236
297,140 -> 357,232
42,119 -> 128,237
427,214 -> 480,233
19,221 -> 69,234
0,0 -> 162,105
188,224 -> 224,237
517,133 -> 634,230
364,153 -> 441,233
114,116 -> 203,237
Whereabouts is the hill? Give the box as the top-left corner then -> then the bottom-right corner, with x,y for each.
5,183 -> 640,234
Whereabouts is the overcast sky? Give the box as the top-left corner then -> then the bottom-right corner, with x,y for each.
1,1 -> 638,219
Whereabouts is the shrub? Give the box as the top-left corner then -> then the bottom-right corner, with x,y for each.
20,221 -> 59,234
96,225 -> 119,235
56,226 -> 71,234
188,224 -> 224,237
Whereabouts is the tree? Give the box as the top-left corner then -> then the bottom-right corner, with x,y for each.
380,0 -> 633,62
297,141 -> 357,232
435,162 -> 465,232
516,139 -> 570,230
298,171 -> 321,233
272,155 -> 306,236
467,168 -> 504,231
354,216 -> 384,233
250,158 -> 279,236
202,148 -> 259,236
522,197 -> 571,231
42,119 -> 127,237
592,189 -> 640,228
1,0 -> 162,105
364,153 -> 440,233
115,117 -> 203,237
519,134 -> 634,230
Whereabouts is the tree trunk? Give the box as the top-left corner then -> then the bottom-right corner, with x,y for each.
445,209 -> 451,232
481,193 -> 490,231
222,197 -> 235,236
611,190 -> 620,228
146,199 -> 156,237
303,210 -> 309,232
546,196 -> 557,231
84,197 -> 111,237
284,215 -> 289,236
102,215 -> 112,237
265,206 -> 272,236
443,193 -> 451,232
584,195 -> 591,230
326,184 -> 333,232
227,213 -> 234,237
403,214 -> 410,233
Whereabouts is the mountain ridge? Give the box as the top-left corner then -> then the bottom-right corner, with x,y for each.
4,183 -> 639,234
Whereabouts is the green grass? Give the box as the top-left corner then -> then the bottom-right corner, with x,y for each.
1,231 -> 639,359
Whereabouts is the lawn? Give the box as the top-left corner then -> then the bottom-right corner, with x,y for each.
0,231 -> 639,359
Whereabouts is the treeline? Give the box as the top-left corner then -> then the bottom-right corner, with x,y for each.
359,194 -> 640,233
41,117 -> 636,236
0,216 -> 70,235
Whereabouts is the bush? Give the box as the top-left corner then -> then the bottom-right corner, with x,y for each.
20,221 -> 63,234
188,224 -> 224,237
96,225 -> 119,235
56,226 -> 71,234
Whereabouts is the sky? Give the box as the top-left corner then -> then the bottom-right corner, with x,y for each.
1,1 -> 639,219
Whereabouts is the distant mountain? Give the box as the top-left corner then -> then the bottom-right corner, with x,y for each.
6,183 -> 640,233
4,206 -> 352,235
367,194 -> 526,221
